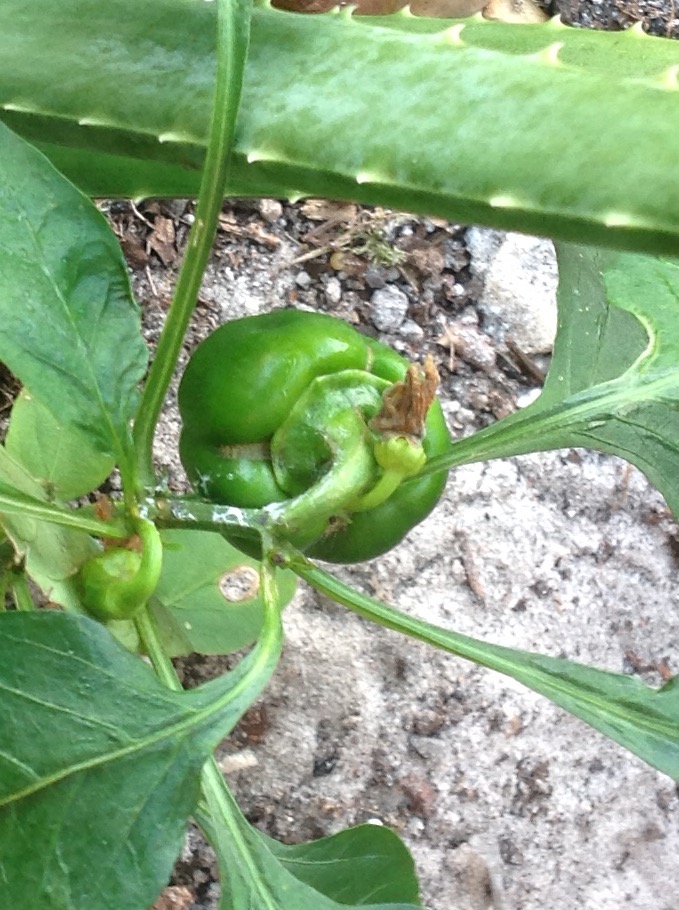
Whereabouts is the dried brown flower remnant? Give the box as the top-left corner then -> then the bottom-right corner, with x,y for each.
371,355 -> 440,440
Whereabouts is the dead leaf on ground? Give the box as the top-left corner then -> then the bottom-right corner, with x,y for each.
301,199 -> 358,224
411,0 -> 486,15
151,885 -> 194,910
483,0 -> 548,22
147,215 -> 177,267
217,214 -> 281,250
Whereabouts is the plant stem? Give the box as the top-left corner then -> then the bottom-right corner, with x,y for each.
282,547 -> 532,679
265,428 -> 377,549
11,572 -> 35,611
135,555 -> 285,893
134,605 -> 183,692
132,0 -> 253,492
0,484 -> 129,538
349,467 -> 404,512
195,757 -> 269,904
150,495 -> 264,547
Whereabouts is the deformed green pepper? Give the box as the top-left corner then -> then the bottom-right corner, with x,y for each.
178,310 -> 451,562
80,517 -> 163,620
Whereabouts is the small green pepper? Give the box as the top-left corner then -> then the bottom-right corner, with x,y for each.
178,310 -> 451,563
80,517 -> 163,620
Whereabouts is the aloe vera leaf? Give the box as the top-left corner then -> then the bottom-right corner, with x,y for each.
1,2 -> 679,253
368,10 -> 679,78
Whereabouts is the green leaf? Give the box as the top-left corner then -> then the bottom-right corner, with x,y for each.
199,763 -> 422,910
294,557 -> 679,782
149,530 -> 296,657
537,248 -> 679,516
428,247 -> 679,521
540,244 -> 649,396
0,120 -> 147,460
5,390 -> 115,500
0,609 -> 280,910
370,12 -> 679,78
0,446 -> 96,608
265,825 -> 421,906
2,3 -> 679,253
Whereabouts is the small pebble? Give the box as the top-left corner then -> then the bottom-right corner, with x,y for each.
324,276 -> 342,306
257,198 -> 283,223
370,285 -> 409,333
364,266 -> 386,289
399,319 -> 425,341
452,324 -> 496,371
295,270 -> 312,289
517,388 -> 541,408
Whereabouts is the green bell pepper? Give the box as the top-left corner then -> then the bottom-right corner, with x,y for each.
80,517 -> 163,620
178,310 -> 451,563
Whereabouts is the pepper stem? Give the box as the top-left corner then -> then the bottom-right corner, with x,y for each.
349,435 -> 427,511
350,358 -> 436,512
264,360 -> 438,544
265,409 -> 377,548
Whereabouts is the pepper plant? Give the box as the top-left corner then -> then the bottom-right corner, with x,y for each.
1,0 -> 679,907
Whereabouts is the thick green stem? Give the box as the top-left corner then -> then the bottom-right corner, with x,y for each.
350,435 -> 427,511
150,495 -> 264,545
421,363 -> 679,478
132,0 -> 253,491
266,422 -> 377,548
348,467 -> 404,512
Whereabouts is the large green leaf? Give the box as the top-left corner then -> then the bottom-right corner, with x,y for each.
295,557 -> 679,782
428,247 -> 679,517
370,13 -> 679,77
265,825 -> 421,906
5,390 -> 115,501
536,248 -> 679,516
0,610 -> 280,910
199,763 -> 422,910
0,446 -> 96,609
151,530 -> 296,657
2,3 -> 679,252
0,121 -> 147,459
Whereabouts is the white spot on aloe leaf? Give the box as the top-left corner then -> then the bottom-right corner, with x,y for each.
2,101 -> 39,113
530,42 -> 564,67
489,194 -> 522,209
440,24 -> 465,46
603,212 -> 638,228
356,170 -> 385,185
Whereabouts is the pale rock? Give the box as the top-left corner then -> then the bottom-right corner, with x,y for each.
467,229 -> 558,355
370,285 -> 409,333
257,198 -> 283,223
295,270 -> 312,289
399,318 -> 425,341
324,276 -> 342,306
